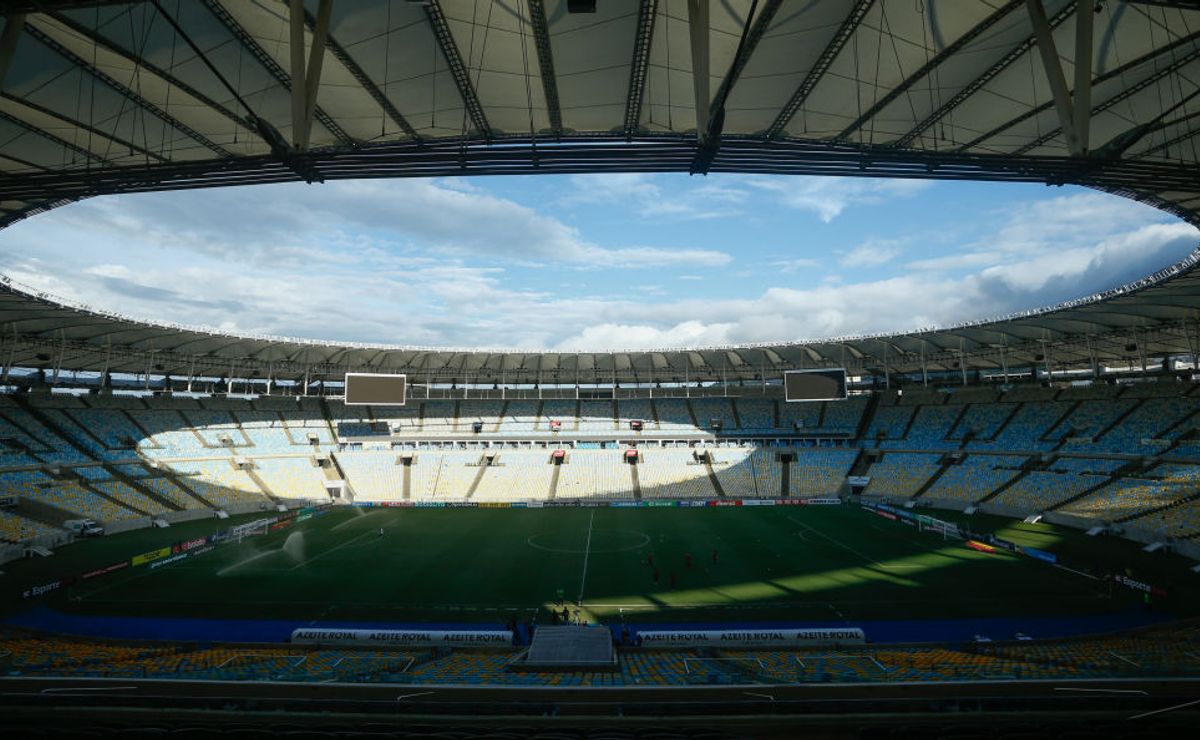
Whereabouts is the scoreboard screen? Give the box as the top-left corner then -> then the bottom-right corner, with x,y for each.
344,373 -> 407,406
784,369 -> 847,402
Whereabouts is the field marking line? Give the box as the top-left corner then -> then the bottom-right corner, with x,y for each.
787,515 -> 921,569
1128,697 -> 1200,721
577,509 -> 595,604
289,529 -> 377,571
331,510 -> 384,531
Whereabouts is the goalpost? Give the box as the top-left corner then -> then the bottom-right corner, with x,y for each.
230,518 -> 272,543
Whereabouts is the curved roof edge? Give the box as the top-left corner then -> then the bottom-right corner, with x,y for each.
1,244 -> 1199,382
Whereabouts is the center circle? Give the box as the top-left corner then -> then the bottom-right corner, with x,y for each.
526,528 -> 651,554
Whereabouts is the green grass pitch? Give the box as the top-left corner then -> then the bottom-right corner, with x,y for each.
5,504 -> 1197,627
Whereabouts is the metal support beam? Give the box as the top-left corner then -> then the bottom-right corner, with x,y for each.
766,0 -> 873,139
304,12 -> 419,142
838,0 -> 1024,143
0,13 -> 25,93
527,0 -> 562,137
424,0 -> 491,139
1025,0 -> 1082,155
1017,39 -> 1200,156
622,0 -> 658,138
288,0 -> 331,151
0,108 -> 110,165
50,10 -> 253,137
24,21 -> 233,158
896,3 -> 1077,150
1072,0 -> 1093,153
687,0 -> 709,143
692,0 -> 779,173
201,0 -> 352,148
964,27 -> 1200,152
2,92 -> 167,163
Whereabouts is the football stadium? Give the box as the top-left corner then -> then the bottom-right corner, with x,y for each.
2,0 -> 1200,737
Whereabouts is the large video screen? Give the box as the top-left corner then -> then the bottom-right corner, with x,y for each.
784,369 -> 847,402
344,373 -> 407,406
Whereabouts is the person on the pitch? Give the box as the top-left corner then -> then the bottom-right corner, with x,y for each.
685,553 -> 693,568
378,527 -> 384,538
669,572 -> 677,590
712,548 -> 719,564
652,568 -> 660,585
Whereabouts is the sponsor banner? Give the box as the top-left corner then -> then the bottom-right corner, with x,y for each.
610,501 -> 641,508
291,629 -> 512,647
776,499 -> 807,506
131,546 -> 173,567
477,502 -> 510,509
710,500 -> 742,507
296,512 -> 313,523
80,560 -> 130,581
637,628 -> 866,648
510,502 -> 527,508
740,499 -> 775,507
415,502 -> 446,508
269,519 -> 293,532
1114,574 -> 1168,597
174,537 -> 208,554
149,551 -> 189,570
990,537 -> 1018,553
21,577 -> 74,600
526,501 -> 544,508
230,519 -> 272,538
645,501 -> 676,507
847,476 -> 871,487
965,540 -> 999,553
1021,546 -> 1057,564
802,498 -> 842,505
870,508 -> 898,521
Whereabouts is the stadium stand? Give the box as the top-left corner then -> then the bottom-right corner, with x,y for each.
789,449 -> 858,498
918,454 -> 1024,504
6,623 -> 1199,687
472,452 -> 557,501
862,453 -> 943,498
335,452 -> 404,502
735,398 -> 775,432
4,388 -> 1200,538
638,449 -> 717,499
557,451 -> 634,499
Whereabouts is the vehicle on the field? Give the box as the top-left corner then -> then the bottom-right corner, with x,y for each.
63,519 -> 104,537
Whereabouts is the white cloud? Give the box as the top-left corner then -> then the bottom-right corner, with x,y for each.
565,173 -> 747,221
49,179 -> 730,270
2,182 -> 1195,353
839,239 -> 905,268
748,177 -> 931,222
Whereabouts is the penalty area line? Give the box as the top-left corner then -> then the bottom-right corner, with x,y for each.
788,515 -> 921,569
577,509 -> 595,604
289,530 -> 377,571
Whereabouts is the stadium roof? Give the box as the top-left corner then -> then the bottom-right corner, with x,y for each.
0,0 -> 1199,227
2,247 -> 1199,383
1,0 -> 1199,383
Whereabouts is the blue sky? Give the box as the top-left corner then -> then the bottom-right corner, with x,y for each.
1,173 -> 1196,350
